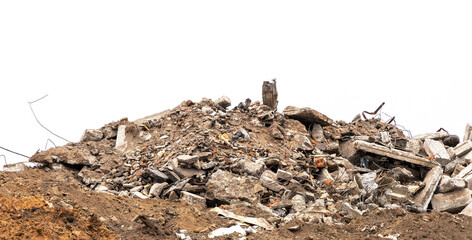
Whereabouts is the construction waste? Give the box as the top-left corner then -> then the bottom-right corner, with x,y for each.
4,92 -> 472,239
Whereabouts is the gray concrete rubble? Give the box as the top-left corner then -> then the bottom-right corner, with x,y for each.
26,97 -> 472,231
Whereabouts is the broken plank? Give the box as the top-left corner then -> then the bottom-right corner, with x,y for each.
457,162 -> 472,179
354,141 -> 439,168
412,166 -> 443,212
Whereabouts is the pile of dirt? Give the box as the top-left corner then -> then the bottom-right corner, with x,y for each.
3,92 -> 472,239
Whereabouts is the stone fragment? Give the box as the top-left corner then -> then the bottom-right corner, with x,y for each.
405,139 -> 422,155
94,185 -> 109,192
210,207 -> 273,230
444,135 -> 460,147
176,155 -> 199,164
132,191 -> 149,199
2,163 -> 27,172
145,168 -> 169,182
80,129 -> 104,142
342,202 -> 362,218
310,124 -> 326,141
181,191 -> 206,206
102,127 -> 117,139
413,131 -> 449,140
464,123 -> 472,142
294,134 -> 313,151
130,186 -> 144,193
149,182 -> 168,197
387,167 -> 415,183
460,201 -> 472,216
78,167 -> 104,185
277,169 -> 293,181
283,106 -> 333,127
456,162 -> 472,179
173,167 -> 205,179
431,188 -> 472,213
115,124 -> 139,152
214,96 -> 231,109
438,175 -> 466,193
386,185 -> 409,202
260,170 -> 286,192
30,147 -> 96,166
206,170 -> 260,202
454,141 -> 472,158
361,172 -> 378,194
291,194 -> 307,213
423,139 -> 451,166
412,166 -> 443,212
239,159 -> 265,176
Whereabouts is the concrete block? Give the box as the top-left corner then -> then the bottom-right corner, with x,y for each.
413,166 -> 443,212
423,139 -> 451,166
176,155 -> 199,164
277,169 -> 293,181
460,201 -> 472,216
431,188 -> 472,213
413,131 -> 449,140
80,129 -> 104,142
240,159 -> 265,176
283,106 -> 333,127
457,162 -> 472,179
405,139 -> 422,155
181,191 -> 206,206
214,96 -> 231,109
149,182 -> 168,197
464,123 -> 472,142
294,134 -> 313,151
261,170 -> 286,192
454,141 -> 472,158
438,175 -> 466,193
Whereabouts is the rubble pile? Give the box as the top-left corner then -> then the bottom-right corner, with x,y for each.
28,96 -> 472,236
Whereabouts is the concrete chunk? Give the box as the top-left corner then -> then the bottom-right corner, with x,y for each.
176,155 -> 199,164
413,166 -> 443,212
115,124 -> 139,151
438,175 -> 466,193
454,141 -> 472,158
423,139 -> 451,166
149,182 -> 168,197
80,129 -> 104,142
260,170 -> 286,192
460,201 -> 472,216
354,140 -> 439,168
181,191 -> 206,206
464,123 -> 472,142
294,134 -> 313,151
457,162 -> 472,179
431,188 -> 472,213
283,106 -> 333,127
206,170 -> 260,202
413,131 -> 449,140
240,159 -> 265,176
277,169 -> 293,181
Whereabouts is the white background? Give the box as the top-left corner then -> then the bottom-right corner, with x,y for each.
1,1 -> 471,167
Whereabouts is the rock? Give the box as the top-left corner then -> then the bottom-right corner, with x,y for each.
80,129 -> 104,142
260,170 -> 286,192
78,167 -> 105,185
464,123 -> 472,142
454,141 -> 472,158
387,167 -> 415,183
438,175 -> 466,193
145,168 -> 169,183
294,134 -> 313,151
361,172 -> 378,194
460,201 -> 472,216
181,191 -> 206,206
214,96 -> 231,109
310,124 -> 326,141
115,124 -> 139,152
431,188 -> 472,213
423,139 -> 451,166
283,106 -> 333,127
177,155 -> 199,165
173,167 -> 205,179
444,135 -> 460,147
130,186 -> 144,193
277,169 -> 293,181
405,139 -> 422,155
95,185 -> 109,192
206,170 -> 260,202
240,159 -> 265,176
412,166 -> 443,212
30,147 -> 96,166
102,127 -> 117,139
291,194 -> 306,213
150,182 -> 168,197
2,163 -> 27,172
342,202 -> 362,219
132,191 -> 149,199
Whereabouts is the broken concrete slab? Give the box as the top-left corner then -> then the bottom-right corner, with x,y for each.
115,124 -> 139,152
149,182 -> 168,197
404,139 -> 422,155
239,159 -> 265,176
176,155 -> 199,165
80,129 -> 104,142
206,170 -> 260,202
342,202 -> 362,219
133,109 -> 171,127
283,106 -> 333,127
438,175 -> 466,193
387,167 -> 415,183
277,169 -> 293,181
456,162 -> 472,179
30,147 -> 96,166
464,123 -> 472,142
454,141 -> 472,158
412,166 -> 443,212
413,131 -> 449,141
181,191 -> 206,206
214,96 -> 231,109
423,139 -> 451,166
293,134 -> 313,151
431,188 -> 472,213
78,167 -> 105,185
210,207 -> 273,230
354,140 -> 440,168
460,201 -> 472,216
260,170 -> 286,192
310,124 -> 326,141
173,167 -> 205,179
339,140 -> 362,162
